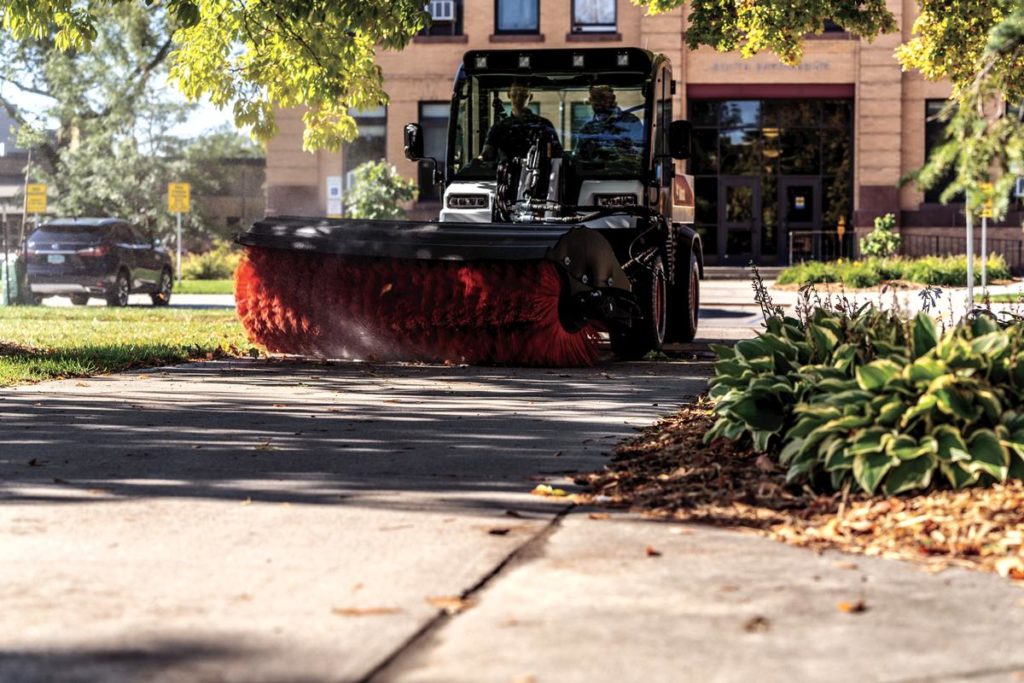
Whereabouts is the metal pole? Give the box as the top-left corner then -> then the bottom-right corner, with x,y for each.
1,204 -> 7,306
176,211 -> 183,284
981,214 -> 988,291
966,202 -> 974,312
788,233 -> 793,266
18,147 -> 31,245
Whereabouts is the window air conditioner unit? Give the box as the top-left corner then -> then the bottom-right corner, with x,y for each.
428,0 -> 455,22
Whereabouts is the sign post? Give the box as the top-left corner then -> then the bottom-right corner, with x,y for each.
167,183 -> 191,284
966,199 -> 974,313
980,182 -> 994,291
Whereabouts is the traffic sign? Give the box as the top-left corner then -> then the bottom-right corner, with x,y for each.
979,182 -> 994,218
25,183 -> 46,214
168,182 -> 191,213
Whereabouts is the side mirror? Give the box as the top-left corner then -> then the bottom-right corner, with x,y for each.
404,123 -> 424,161
669,120 -> 692,160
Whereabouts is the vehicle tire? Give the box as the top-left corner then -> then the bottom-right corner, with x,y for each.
151,269 -> 172,306
611,257 -> 667,361
70,294 -> 90,306
666,249 -> 700,343
106,270 -> 130,307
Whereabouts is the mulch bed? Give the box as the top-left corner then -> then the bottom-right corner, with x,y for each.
577,398 -> 1024,581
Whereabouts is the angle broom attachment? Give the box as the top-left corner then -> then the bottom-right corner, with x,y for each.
235,246 -> 599,366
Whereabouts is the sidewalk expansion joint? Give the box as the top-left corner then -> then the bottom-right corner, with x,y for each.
360,503 -> 575,683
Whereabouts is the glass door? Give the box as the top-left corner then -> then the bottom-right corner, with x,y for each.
717,177 -> 761,266
779,178 -> 822,263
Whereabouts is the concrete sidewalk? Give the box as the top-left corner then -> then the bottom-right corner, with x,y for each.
3,357 -> 1023,682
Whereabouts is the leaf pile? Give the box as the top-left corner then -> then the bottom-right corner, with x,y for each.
580,400 -> 1024,581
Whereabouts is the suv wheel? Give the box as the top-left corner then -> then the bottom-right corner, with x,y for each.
151,269 -> 172,306
106,270 -> 130,307
70,294 -> 90,306
611,257 -> 667,361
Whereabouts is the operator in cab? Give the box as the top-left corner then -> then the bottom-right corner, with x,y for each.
573,84 -> 644,163
479,81 -> 561,161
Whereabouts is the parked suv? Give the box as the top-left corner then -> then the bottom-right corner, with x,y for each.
25,218 -> 174,306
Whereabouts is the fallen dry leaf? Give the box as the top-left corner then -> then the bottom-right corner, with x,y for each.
645,545 -> 662,557
488,527 -> 511,536
995,556 -> 1024,580
240,498 -> 252,506
743,615 -> 771,632
426,595 -> 476,615
833,561 -> 858,571
530,484 -> 567,498
580,398 -> 1024,584
588,513 -> 611,520
332,606 -> 402,617
837,600 -> 867,614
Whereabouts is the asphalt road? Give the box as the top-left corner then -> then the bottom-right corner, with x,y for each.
0,358 -> 709,682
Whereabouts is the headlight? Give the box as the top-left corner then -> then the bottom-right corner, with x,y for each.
447,194 -> 489,209
595,194 -> 638,208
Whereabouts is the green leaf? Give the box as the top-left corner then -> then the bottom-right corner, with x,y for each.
853,451 -> 894,494
882,453 -> 937,495
934,424 -> 970,463
940,461 -> 980,489
729,395 -> 785,433
709,343 -> 736,360
856,359 -> 902,391
970,331 -> 1009,358
911,312 -> 939,359
966,429 -> 1009,481
778,437 -> 805,466
876,400 -> 905,426
901,394 -> 938,427
809,324 -> 838,357
734,339 -> 769,360
907,357 -> 946,384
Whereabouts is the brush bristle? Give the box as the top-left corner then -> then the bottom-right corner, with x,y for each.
235,246 -> 599,366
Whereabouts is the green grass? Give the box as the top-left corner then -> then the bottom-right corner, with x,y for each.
174,279 -> 235,295
0,307 -> 253,386
974,292 -> 1024,303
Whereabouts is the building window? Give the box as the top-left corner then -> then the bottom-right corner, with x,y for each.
421,0 -> 463,36
572,0 -> 616,33
341,106 -> 387,202
924,99 -> 963,204
419,102 -> 449,200
496,0 -> 539,34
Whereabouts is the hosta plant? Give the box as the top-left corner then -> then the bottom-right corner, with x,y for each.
708,307 -> 1024,496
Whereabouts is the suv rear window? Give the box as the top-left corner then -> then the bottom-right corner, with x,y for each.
32,225 -> 108,238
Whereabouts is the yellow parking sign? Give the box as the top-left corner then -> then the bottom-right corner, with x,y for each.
168,182 -> 191,213
980,182 -> 994,218
26,183 -> 46,214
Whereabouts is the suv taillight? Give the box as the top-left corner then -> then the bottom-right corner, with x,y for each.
77,244 -> 110,257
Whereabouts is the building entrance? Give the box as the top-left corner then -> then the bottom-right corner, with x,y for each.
688,98 -> 853,266
717,177 -> 761,266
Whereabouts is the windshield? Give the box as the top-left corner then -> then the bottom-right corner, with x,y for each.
449,74 -> 648,181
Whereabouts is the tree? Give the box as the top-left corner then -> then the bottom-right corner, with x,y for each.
2,1 -> 1018,212
4,5 -> 265,245
898,2 -> 1024,217
345,161 -> 417,220
5,3 -> 190,237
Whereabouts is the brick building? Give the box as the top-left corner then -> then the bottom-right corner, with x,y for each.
264,0 -> 1022,267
